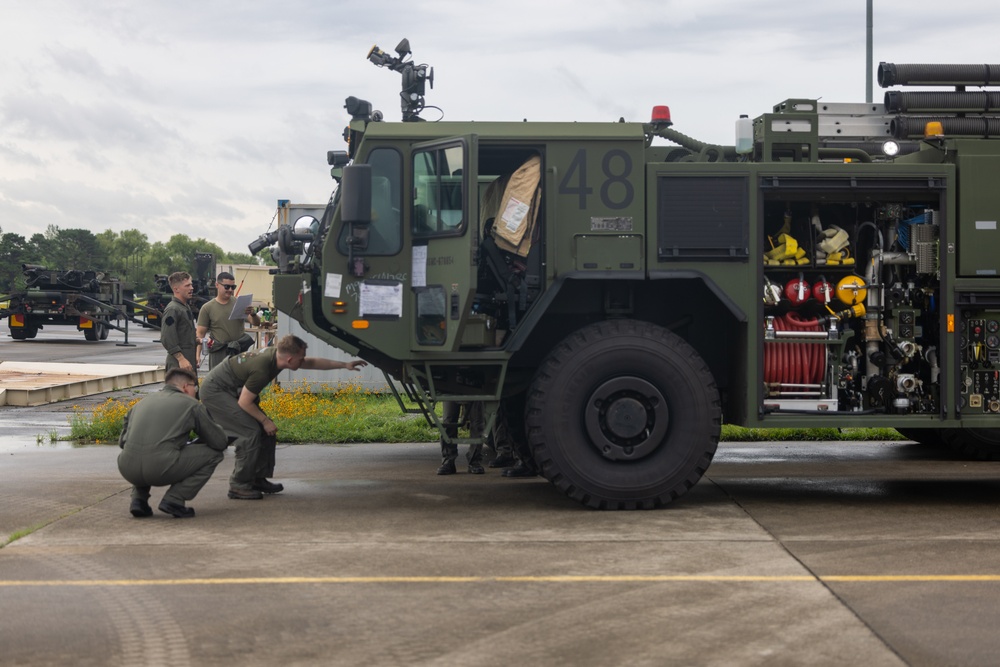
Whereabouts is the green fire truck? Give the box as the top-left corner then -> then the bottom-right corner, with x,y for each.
261,41 -> 1000,508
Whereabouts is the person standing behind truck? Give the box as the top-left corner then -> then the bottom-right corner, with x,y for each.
437,401 -> 485,475
160,272 -> 201,377
196,271 -> 260,370
200,334 -> 367,500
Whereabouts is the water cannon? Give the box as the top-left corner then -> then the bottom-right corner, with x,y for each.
366,38 -> 434,121
249,215 -> 320,274
248,230 -> 279,257
367,39 -> 408,68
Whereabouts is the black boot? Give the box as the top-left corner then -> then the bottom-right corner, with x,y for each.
488,454 -> 516,468
501,460 -> 537,478
158,500 -> 195,518
129,498 -> 153,518
252,479 -> 284,494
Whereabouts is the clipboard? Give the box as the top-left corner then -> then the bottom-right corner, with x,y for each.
229,293 -> 253,320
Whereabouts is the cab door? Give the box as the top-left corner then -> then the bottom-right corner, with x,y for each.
409,135 -> 479,351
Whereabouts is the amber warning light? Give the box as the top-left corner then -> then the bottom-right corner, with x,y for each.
650,105 -> 672,125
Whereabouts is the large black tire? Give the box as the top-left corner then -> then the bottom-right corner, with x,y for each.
83,326 -> 99,341
98,323 -> 109,340
938,428 -> 1000,461
526,320 -> 721,509
10,327 -> 28,340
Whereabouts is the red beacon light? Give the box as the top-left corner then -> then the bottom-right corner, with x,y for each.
650,105 -> 672,126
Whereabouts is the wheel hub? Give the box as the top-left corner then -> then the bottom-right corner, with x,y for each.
585,377 -> 669,461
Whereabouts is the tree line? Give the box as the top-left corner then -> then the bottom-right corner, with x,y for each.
0,225 -> 273,295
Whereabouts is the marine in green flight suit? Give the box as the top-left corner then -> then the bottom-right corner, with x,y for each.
160,271 -> 200,376
117,368 -> 230,518
200,334 -> 366,500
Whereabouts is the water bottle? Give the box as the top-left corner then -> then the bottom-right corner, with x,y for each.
735,114 -> 753,154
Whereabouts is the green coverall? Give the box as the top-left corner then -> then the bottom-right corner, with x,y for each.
160,296 -> 199,374
200,348 -> 279,491
117,385 -> 229,504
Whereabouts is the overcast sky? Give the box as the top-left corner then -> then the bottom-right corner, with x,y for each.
2,1 -> 1000,254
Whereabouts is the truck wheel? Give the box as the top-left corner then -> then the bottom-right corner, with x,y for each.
26,326 -> 39,339
98,323 -> 109,340
84,326 -> 99,341
10,328 -> 28,340
938,428 -> 1000,461
526,320 -> 721,509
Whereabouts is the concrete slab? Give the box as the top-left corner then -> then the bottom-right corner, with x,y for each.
0,443 -> 906,667
2,419 -> 999,665
0,361 -> 164,407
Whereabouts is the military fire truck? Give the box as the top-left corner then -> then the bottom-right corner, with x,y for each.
262,40 -> 1000,508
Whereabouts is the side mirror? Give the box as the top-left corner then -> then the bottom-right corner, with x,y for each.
293,215 -> 319,238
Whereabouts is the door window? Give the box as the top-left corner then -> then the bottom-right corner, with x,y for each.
412,145 -> 465,237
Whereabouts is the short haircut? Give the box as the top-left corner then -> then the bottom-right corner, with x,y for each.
276,334 -> 307,355
168,271 -> 191,287
165,367 -> 197,387
216,271 -> 235,282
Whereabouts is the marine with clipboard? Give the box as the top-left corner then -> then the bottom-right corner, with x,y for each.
196,271 -> 261,370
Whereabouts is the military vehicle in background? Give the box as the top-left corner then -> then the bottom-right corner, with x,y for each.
141,252 -> 216,327
1,264 -> 137,340
262,41 -> 1000,509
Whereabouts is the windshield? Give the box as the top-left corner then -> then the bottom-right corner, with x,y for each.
336,147 -> 403,255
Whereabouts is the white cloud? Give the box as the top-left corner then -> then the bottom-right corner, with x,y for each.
2,0 -> 1000,254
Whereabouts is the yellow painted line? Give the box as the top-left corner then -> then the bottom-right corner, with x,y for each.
496,575 -> 815,582
822,575 -> 1000,582
3,574 -> 1000,587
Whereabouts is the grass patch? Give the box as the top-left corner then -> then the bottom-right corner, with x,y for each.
720,425 -> 904,442
3,520 -> 53,549
68,381 -> 439,444
259,381 -> 438,443
67,382 -> 903,445
69,395 -> 143,444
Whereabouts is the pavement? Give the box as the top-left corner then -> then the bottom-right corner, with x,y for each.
4,328 -> 1000,665
3,434 -> 1000,666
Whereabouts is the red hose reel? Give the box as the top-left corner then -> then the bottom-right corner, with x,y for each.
764,312 -> 826,386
